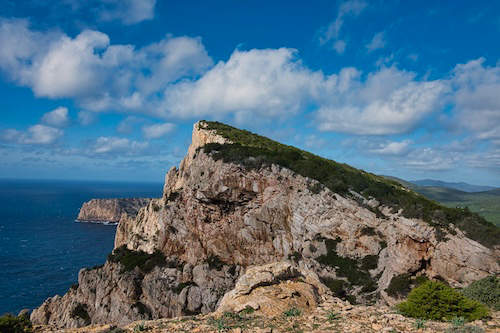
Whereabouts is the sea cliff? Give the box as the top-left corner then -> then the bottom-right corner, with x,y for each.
31,121 -> 500,331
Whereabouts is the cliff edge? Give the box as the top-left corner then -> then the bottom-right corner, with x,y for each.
31,121 -> 500,329
77,198 -> 152,224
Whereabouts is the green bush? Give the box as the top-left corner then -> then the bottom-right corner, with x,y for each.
461,275 -> 500,310
201,121 -> 499,249
397,281 -> 489,321
0,314 -> 32,333
108,245 -> 167,273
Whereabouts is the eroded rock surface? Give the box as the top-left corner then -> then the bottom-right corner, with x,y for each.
77,198 -> 151,224
32,121 -> 500,329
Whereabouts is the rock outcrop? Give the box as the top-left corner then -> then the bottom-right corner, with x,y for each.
32,121 -> 500,329
215,261 -> 335,317
77,198 -> 151,224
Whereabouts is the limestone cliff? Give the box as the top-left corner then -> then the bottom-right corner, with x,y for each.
31,121 -> 500,329
77,198 -> 151,224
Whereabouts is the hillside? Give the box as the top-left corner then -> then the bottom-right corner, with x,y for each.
202,121 -> 499,248
384,176 -> 500,227
30,121 -> 500,330
411,179 -> 496,193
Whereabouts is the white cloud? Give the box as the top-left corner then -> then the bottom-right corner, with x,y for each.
160,48 -> 325,122
91,136 -> 149,155
99,0 -> 156,25
142,123 -> 175,139
403,147 -> 458,171
366,32 -> 386,52
451,58 -> 500,140
0,19 -> 212,114
315,67 -> 448,135
319,0 -> 367,53
369,140 -> 412,155
1,124 -> 63,145
41,107 -> 70,128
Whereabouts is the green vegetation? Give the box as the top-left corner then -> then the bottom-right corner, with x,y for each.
283,307 -> 301,317
316,238 -> 378,293
108,245 -> 168,273
414,319 -> 426,329
445,325 -> 485,333
70,303 -> 91,324
385,176 -> 500,227
327,310 -> 340,322
0,313 -> 32,333
461,275 -> 500,310
397,281 -> 489,321
201,121 -> 499,248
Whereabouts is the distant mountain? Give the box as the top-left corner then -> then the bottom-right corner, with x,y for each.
410,179 -> 496,193
383,176 -> 500,227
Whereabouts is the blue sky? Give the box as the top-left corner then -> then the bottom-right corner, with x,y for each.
0,0 -> 499,185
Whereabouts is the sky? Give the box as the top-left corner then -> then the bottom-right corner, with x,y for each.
0,0 -> 499,186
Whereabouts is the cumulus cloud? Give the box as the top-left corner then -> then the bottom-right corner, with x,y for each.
451,58 -> 500,140
315,66 -> 448,135
90,136 -> 149,155
142,123 -> 175,139
403,147 -> 459,171
369,140 -> 412,155
99,0 -> 156,25
41,107 -> 70,128
366,32 -> 386,52
1,125 -> 63,145
319,0 -> 367,53
160,48 -> 325,122
0,18 -> 212,114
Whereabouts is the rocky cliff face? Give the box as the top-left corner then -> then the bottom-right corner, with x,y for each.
31,121 -> 500,329
77,198 -> 151,224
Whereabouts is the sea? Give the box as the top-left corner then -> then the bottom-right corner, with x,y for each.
0,179 -> 162,315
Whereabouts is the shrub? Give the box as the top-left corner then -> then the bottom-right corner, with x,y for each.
108,245 -> 166,273
0,314 -> 32,333
397,281 -> 489,321
461,275 -> 500,310
316,238 -> 377,292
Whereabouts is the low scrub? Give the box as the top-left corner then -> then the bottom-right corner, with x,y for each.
461,275 -> 500,310
108,245 -> 167,273
397,281 -> 489,321
0,313 -> 32,333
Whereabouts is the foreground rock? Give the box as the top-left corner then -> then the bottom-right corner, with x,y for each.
77,198 -> 151,224
32,121 -> 500,329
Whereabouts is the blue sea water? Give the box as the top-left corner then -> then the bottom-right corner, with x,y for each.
0,179 -> 162,315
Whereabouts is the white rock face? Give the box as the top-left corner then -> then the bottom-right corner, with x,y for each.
32,121 -> 500,328
77,198 -> 151,224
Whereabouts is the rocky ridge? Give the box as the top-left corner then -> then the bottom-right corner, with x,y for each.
31,121 -> 500,330
77,198 -> 151,224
